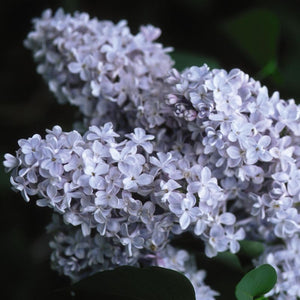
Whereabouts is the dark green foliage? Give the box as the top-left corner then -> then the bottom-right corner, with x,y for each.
54,266 -> 196,300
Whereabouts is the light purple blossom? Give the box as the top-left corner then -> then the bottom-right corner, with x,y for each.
246,135 -> 272,164
125,128 -> 154,153
177,193 -> 200,230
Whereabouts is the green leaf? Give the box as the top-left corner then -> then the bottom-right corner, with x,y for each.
239,240 -> 265,258
171,50 -> 220,71
222,9 -> 280,77
214,251 -> 243,273
56,266 -> 196,300
235,264 -> 277,300
256,61 -> 278,79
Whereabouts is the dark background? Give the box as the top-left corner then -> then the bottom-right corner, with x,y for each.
0,0 -> 299,299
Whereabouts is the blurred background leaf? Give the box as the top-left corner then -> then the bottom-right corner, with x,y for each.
171,50 -> 220,70
222,9 -> 280,77
239,240 -> 265,259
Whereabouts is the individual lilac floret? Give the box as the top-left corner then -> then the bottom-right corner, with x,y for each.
25,8 -> 174,130
166,65 -> 300,243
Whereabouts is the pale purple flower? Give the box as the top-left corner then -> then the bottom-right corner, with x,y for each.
269,136 -> 294,171
140,201 -> 155,224
188,167 -> 223,207
122,164 -> 153,192
246,135 -> 272,164
205,70 -> 233,100
95,189 -> 122,209
269,208 -> 300,238
86,123 -> 119,143
81,156 -> 108,189
150,152 -> 175,174
68,52 -> 97,81
178,193 -> 200,230
228,118 -> 253,146
18,134 -> 42,165
10,175 -> 37,202
125,128 -> 154,153
40,147 -> 65,177
247,86 -> 274,116
156,179 -> 181,203
224,227 -> 245,253
206,224 -> 228,257
3,153 -> 20,171
119,224 -> 144,256
194,212 -> 211,236
226,145 -> 245,167
273,164 -> 300,196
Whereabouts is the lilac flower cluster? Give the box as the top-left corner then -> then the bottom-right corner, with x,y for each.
47,215 -> 218,299
46,214 -> 140,281
4,123 -> 245,259
166,65 -> 300,244
24,9 -> 174,131
5,124 -> 161,252
5,7 -> 300,299
164,65 -> 300,299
